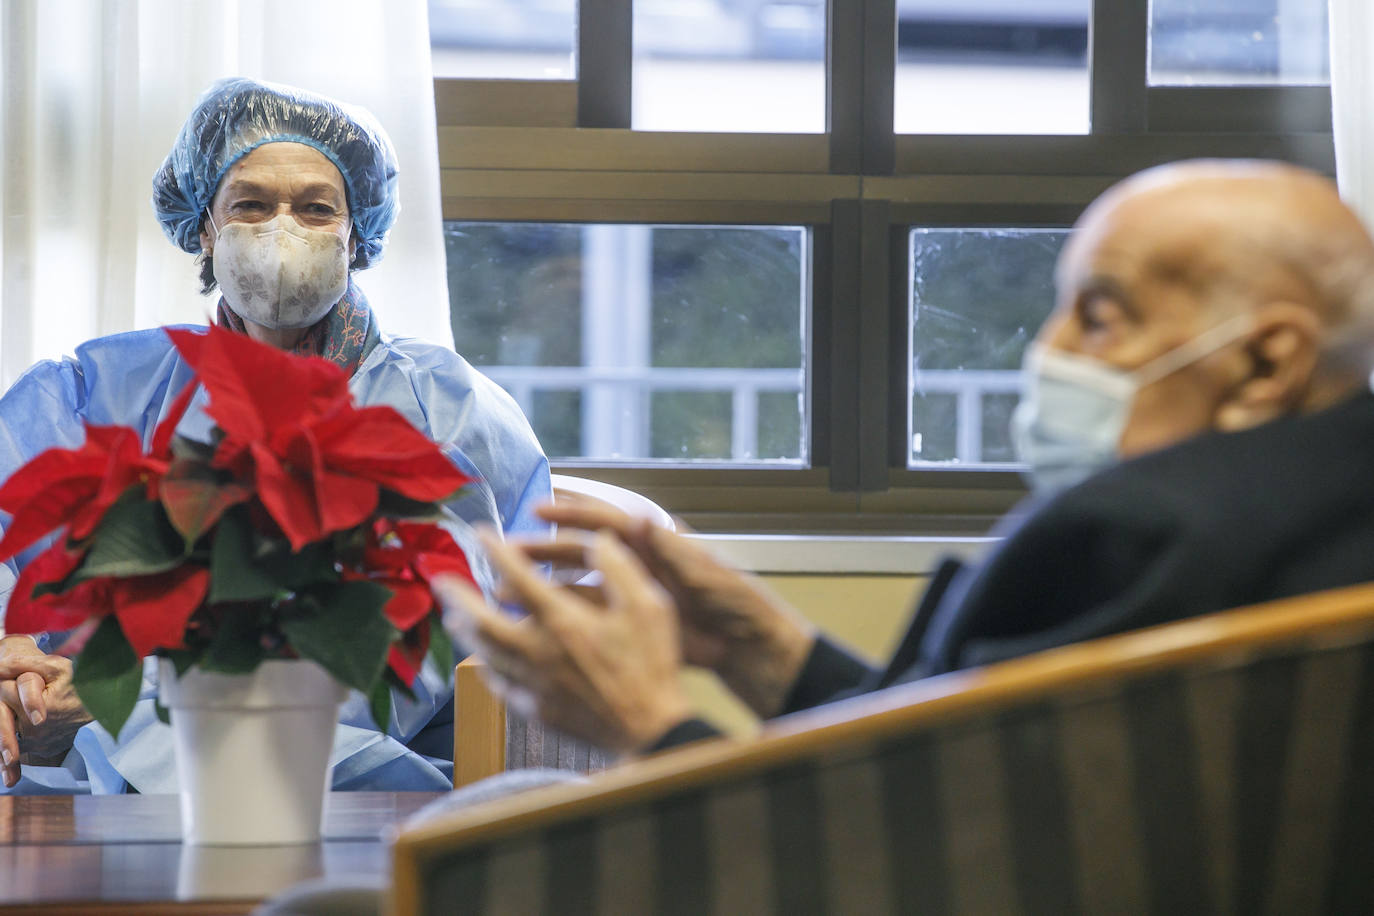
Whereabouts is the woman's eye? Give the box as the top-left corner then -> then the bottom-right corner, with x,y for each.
233,200 -> 265,211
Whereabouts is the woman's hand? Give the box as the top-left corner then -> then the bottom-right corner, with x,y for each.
0,635 -> 93,785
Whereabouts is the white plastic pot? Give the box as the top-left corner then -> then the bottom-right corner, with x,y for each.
159,658 -> 347,846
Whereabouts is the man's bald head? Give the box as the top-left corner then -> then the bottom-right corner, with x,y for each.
1062,160 -> 1374,331
1036,160 -> 1374,461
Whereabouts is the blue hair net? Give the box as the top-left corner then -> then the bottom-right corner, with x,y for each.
152,77 -> 399,269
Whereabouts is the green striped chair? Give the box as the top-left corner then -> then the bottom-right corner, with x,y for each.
403,582 -> 1374,915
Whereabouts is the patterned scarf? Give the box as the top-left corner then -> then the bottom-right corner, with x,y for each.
216,277 -> 382,377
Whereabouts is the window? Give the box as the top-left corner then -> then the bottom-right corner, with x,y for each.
908,229 -> 1065,468
428,0 -> 576,79
445,222 -> 808,463
894,0 -> 1091,134
633,0 -> 825,132
431,0 -> 1333,532
1149,0 -> 1330,85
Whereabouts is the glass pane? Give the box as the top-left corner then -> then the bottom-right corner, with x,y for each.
908,228 -> 1066,469
894,0 -> 1090,134
444,222 -> 809,464
1150,0 -> 1329,85
632,0 -> 825,132
428,0 -> 576,79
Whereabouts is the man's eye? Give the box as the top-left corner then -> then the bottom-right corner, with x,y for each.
233,200 -> 265,211
1078,295 -> 1125,333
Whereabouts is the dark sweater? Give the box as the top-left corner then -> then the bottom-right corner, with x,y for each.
654,391 -> 1374,750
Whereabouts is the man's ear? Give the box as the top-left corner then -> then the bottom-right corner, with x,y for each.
1214,302 -> 1321,431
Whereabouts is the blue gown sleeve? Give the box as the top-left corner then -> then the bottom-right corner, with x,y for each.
0,330 -> 195,625
0,332 -> 187,794
0,356 -> 96,609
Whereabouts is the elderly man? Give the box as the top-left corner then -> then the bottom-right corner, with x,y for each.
438,159 -> 1374,754
0,78 -> 551,792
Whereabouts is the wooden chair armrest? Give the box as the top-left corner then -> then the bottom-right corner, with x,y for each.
453,655 -> 507,788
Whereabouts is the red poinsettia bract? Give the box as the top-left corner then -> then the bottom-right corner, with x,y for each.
353,519 -> 476,685
4,541 -> 209,657
165,326 -> 473,550
0,431 -> 156,562
0,377 -> 195,563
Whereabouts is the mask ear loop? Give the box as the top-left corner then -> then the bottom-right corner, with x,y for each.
203,211 -> 221,256
1129,313 -> 1257,388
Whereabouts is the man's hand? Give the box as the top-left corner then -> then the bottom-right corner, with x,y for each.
435,528 -> 698,755
521,502 -> 818,718
0,635 -> 93,786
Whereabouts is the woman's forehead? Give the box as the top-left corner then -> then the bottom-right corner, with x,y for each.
219,142 -> 346,195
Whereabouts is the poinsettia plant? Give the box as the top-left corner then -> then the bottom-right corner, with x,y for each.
0,325 -> 478,738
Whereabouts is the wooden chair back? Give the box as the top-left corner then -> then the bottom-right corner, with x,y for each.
454,655 -> 613,788
405,582 -> 1374,915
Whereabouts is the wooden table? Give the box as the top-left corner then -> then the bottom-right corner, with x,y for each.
0,791 -> 442,915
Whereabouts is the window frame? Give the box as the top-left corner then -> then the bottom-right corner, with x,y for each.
433,0 -> 1334,533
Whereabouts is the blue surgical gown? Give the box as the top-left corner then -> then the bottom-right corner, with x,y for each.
0,326 -> 551,794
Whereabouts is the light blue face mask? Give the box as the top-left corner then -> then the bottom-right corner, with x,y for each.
1011,314 -> 1255,493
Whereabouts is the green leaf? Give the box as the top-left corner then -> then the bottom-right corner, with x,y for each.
160,458 -> 252,543
367,677 -> 392,733
200,607 -> 269,674
154,698 -> 171,725
329,525 -> 370,568
164,648 -> 198,677
428,615 -> 455,683
30,581 -> 57,598
209,510 -> 339,603
209,509 -> 283,603
74,493 -> 186,581
260,540 -> 338,591
375,489 -> 445,520
32,574 -> 77,600
72,617 -> 143,739
171,435 -> 217,463
280,581 -> 395,694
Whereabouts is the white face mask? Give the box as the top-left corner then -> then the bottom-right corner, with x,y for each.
1011,313 -> 1255,493
209,213 -> 348,329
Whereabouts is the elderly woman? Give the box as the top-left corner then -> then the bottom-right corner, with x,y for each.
0,78 -> 551,793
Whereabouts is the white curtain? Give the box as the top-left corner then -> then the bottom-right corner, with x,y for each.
0,0 -> 453,389
1330,0 -> 1374,227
